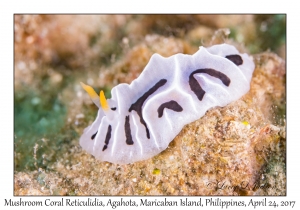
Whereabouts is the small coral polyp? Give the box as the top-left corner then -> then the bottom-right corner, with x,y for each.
79,44 -> 255,164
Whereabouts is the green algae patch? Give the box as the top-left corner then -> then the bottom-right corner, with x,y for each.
14,83 -> 67,171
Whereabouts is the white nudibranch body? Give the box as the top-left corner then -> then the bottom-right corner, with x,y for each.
79,43 -> 255,164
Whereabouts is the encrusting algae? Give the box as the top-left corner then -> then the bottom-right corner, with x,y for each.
14,15 -> 286,195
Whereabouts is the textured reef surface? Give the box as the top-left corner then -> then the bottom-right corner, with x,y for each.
14,15 -> 285,195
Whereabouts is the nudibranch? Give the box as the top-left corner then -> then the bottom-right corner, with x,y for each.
79,43 -> 255,164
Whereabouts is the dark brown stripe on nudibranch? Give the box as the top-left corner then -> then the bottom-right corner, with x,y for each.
125,115 -> 134,145
129,79 -> 167,139
157,100 -> 183,118
102,125 -> 112,151
225,54 -> 243,66
189,68 -> 231,101
91,131 -> 98,140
